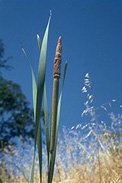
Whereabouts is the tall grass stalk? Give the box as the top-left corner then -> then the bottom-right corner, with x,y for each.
50,36 -> 62,153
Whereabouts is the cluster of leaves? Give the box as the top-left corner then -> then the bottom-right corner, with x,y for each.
0,39 -> 12,74
0,77 -> 34,153
0,40 -> 34,155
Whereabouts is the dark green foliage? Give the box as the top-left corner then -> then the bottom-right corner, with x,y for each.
0,40 -> 12,75
0,77 -> 34,152
0,40 -> 34,153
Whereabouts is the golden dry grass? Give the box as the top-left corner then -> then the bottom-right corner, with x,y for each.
2,144 -> 121,183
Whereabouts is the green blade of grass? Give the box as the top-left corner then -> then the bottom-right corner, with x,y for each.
48,62 -> 68,183
37,115 -> 42,182
34,14 -> 51,183
56,62 -> 68,135
21,45 -> 37,183
21,46 -> 37,118
37,34 -> 41,51
35,13 -> 51,145
27,65 -> 37,183
29,155 -> 35,183
44,82 -> 49,164
62,62 -> 68,87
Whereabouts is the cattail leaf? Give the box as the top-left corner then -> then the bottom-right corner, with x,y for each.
21,44 -> 37,183
28,60 -> 37,183
37,118 -> 42,182
37,34 -> 41,51
31,67 -> 37,120
44,82 -> 49,163
28,14 -> 51,183
29,156 -> 35,183
21,45 -> 37,118
35,13 -> 51,144
34,14 -> 51,183
62,62 -> 68,86
56,62 -> 68,141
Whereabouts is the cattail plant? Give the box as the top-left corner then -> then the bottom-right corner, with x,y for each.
48,36 -> 63,183
50,36 -> 62,153
22,13 -> 67,183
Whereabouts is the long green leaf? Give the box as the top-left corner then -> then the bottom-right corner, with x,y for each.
44,82 -> 49,164
29,66 -> 37,183
35,13 -> 51,146
37,116 -> 42,182
34,14 -> 51,183
21,45 -> 37,183
21,46 -> 37,117
29,155 -> 35,183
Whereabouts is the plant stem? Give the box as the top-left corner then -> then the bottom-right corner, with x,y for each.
50,36 -> 62,152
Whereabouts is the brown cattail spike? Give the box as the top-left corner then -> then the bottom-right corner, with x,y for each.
50,37 -> 62,153
54,36 -> 62,78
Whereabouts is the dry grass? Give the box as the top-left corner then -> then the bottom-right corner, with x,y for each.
4,151 -> 122,183
0,73 -> 122,183
1,129 -> 121,183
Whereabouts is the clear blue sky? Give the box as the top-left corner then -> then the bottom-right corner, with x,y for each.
0,0 -> 122,130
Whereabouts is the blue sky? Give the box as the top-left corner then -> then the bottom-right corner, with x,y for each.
0,0 -> 122,130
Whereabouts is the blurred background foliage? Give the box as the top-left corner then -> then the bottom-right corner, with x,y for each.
0,39 -> 34,155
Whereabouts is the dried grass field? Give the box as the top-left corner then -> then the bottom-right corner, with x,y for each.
0,73 -> 122,183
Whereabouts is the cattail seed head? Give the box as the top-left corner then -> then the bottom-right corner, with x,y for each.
53,36 -> 62,78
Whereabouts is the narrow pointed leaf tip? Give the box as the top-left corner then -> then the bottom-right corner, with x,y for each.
62,62 -> 68,86
21,45 -> 28,60
37,34 -> 41,50
37,34 -> 40,39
